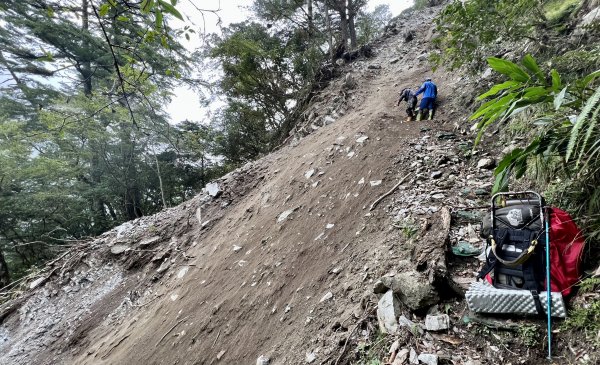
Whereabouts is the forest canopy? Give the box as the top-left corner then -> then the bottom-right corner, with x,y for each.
0,0 -> 393,285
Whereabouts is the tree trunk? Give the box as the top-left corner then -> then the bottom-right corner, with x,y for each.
348,0 -> 358,48
325,2 -> 334,60
307,0 -> 314,36
153,152 -> 168,209
0,249 -> 10,289
338,1 -> 349,49
81,0 -> 92,96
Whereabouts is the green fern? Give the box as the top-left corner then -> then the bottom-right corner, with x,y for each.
566,85 -> 600,163
565,87 -> 600,164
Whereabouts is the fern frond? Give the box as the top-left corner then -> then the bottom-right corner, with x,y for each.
566,85 -> 600,161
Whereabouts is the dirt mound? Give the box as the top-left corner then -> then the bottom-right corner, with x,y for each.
1,5 -> 560,365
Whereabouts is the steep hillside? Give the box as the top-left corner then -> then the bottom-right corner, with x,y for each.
2,5 -> 586,365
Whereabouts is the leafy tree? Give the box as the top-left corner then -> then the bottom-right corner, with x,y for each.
432,0 -> 558,71
0,0 -> 213,281
356,4 -> 392,44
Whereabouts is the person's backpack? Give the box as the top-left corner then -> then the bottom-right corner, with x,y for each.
479,202 -> 585,299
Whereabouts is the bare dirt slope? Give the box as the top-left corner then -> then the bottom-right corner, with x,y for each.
1,6 -> 527,365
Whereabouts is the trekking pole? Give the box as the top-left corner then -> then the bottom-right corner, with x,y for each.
544,207 -> 552,360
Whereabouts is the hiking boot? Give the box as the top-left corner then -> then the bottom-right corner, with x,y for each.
416,111 -> 422,121
428,110 -> 434,120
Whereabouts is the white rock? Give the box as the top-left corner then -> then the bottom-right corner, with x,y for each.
326,223 -> 335,229
358,177 -> 365,185
319,292 -> 333,303
417,353 -> 438,365
324,116 -> 336,125
256,355 -> 270,365
205,182 -> 221,197
347,151 -> 355,158
233,245 -> 242,252
305,169 -> 315,178
388,339 -> 400,354
476,158 -> 495,170
424,314 -> 450,331
110,244 -> 129,255
29,277 -> 46,290
277,209 -> 294,223
370,180 -> 382,186
377,290 -> 401,334
356,136 -> 368,143
409,348 -> 418,364
305,352 -> 316,363
177,266 -> 189,279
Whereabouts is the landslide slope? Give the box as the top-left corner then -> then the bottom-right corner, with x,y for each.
1,5 -> 498,365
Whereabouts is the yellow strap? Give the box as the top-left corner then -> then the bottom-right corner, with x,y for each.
490,237 -> 537,267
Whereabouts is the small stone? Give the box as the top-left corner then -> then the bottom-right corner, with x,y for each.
206,182 -> 221,197
319,292 -> 333,303
305,169 -> 315,178
277,209 -> 294,223
430,171 -> 442,179
370,180 -> 382,186
424,314 -> 450,331
256,355 -> 271,365
358,178 -> 365,184
305,351 -> 316,363
324,116 -> 336,125
409,348 -> 418,364
326,223 -> 335,229
390,58 -> 400,64
373,280 -> 387,294
389,339 -> 400,354
393,349 -> 409,365
476,158 -> 495,170
356,136 -> 369,143
139,236 -> 160,247
417,353 -> 438,365
398,315 -> 424,336
233,245 -> 242,252
216,350 -> 226,360
177,266 -> 189,279
110,244 -> 129,255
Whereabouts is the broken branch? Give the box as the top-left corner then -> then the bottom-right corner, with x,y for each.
369,173 -> 412,211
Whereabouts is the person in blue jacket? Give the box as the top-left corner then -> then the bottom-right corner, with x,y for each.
414,77 -> 437,121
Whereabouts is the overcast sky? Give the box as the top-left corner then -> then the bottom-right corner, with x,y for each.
166,0 -> 414,123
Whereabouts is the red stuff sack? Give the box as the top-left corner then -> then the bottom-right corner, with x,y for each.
547,207 -> 585,296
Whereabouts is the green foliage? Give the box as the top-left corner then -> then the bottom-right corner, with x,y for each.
471,55 -> 600,195
517,324 -> 540,346
0,0 -> 217,281
562,278 -> 600,344
433,0 -> 545,71
356,4 -> 392,44
543,0 -> 581,23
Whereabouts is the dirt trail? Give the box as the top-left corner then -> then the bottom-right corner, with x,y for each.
0,6 -> 499,365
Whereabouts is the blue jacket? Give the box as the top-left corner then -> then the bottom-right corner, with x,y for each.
415,81 -> 437,99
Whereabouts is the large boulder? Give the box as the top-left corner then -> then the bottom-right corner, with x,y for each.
380,271 -> 440,311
